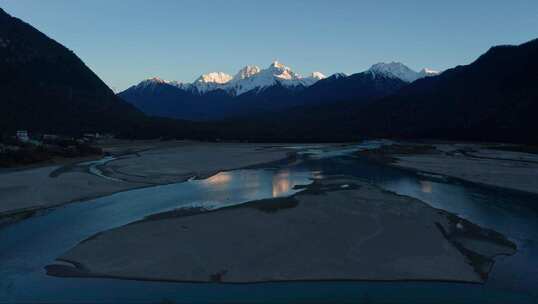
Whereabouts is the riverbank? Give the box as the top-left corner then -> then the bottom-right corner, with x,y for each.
0,141 -> 319,219
48,176 -> 516,283
357,142 -> 538,195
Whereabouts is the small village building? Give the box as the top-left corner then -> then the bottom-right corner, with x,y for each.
16,130 -> 29,142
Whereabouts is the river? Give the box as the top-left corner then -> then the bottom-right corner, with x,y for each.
0,146 -> 536,303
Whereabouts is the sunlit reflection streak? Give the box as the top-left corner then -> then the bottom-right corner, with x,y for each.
272,170 -> 291,197
420,180 -> 432,193
203,172 -> 232,185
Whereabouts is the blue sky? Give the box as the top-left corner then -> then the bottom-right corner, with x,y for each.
1,0 -> 537,91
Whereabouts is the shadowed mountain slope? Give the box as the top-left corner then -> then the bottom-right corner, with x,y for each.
0,8 -> 144,136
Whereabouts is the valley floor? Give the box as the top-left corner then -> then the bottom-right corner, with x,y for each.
2,139 -> 533,284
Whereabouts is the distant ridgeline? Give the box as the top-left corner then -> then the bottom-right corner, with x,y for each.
1,7 -> 537,143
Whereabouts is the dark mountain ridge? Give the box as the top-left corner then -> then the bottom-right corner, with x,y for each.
349,39 -> 538,143
119,81 -> 235,121
0,8 -> 144,136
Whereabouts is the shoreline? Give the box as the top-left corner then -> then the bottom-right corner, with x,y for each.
0,141 -> 315,224
356,142 -> 538,196
47,260 -> 486,285
0,154 -> 104,175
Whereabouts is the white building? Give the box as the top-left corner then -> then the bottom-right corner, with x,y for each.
16,130 -> 29,142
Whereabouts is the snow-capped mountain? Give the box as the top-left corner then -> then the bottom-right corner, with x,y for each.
119,60 -> 436,122
300,71 -> 327,86
190,72 -> 233,94
368,62 -> 439,82
232,65 -> 261,81
224,61 -> 326,95
417,68 -> 440,78
133,77 -> 170,90
132,61 -> 327,97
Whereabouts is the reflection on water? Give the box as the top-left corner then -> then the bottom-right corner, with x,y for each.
419,180 -> 432,193
201,169 -> 301,199
272,170 -> 291,197
203,171 -> 232,185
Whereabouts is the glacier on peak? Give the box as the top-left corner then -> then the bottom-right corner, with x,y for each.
188,72 -> 233,94
310,71 -> 327,79
232,65 -> 261,80
227,61 -> 309,95
331,72 -> 348,79
134,77 -> 171,90
300,71 -> 327,86
418,68 -> 439,77
368,62 -> 439,82
270,60 -> 286,69
194,72 -> 233,84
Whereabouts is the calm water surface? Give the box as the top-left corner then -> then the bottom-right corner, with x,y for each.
0,145 -> 537,304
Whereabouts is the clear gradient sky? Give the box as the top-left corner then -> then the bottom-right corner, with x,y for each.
1,0 -> 537,91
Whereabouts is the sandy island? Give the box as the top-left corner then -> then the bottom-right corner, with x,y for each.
48,176 -> 516,283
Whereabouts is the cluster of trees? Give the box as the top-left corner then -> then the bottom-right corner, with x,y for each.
0,139 -> 103,167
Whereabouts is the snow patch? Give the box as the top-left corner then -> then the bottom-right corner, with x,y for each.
368,62 -> 439,82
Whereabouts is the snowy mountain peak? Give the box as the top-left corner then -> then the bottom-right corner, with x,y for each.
233,65 -> 261,80
194,72 -> 232,84
418,68 -> 440,77
149,76 -> 167,83
368,62 -> 439,82
368,62 -> 419,82
189,72 -> 233,94
331,73 -> 347,79
300,71 -> 327,86
270,60 -> 286,69
138,77 -> 168,85
310,72 -> 326,79
223,61 -> 311,95
130,61 -> 327,96
267,61 -> 300,81
134,77 -> 171,90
